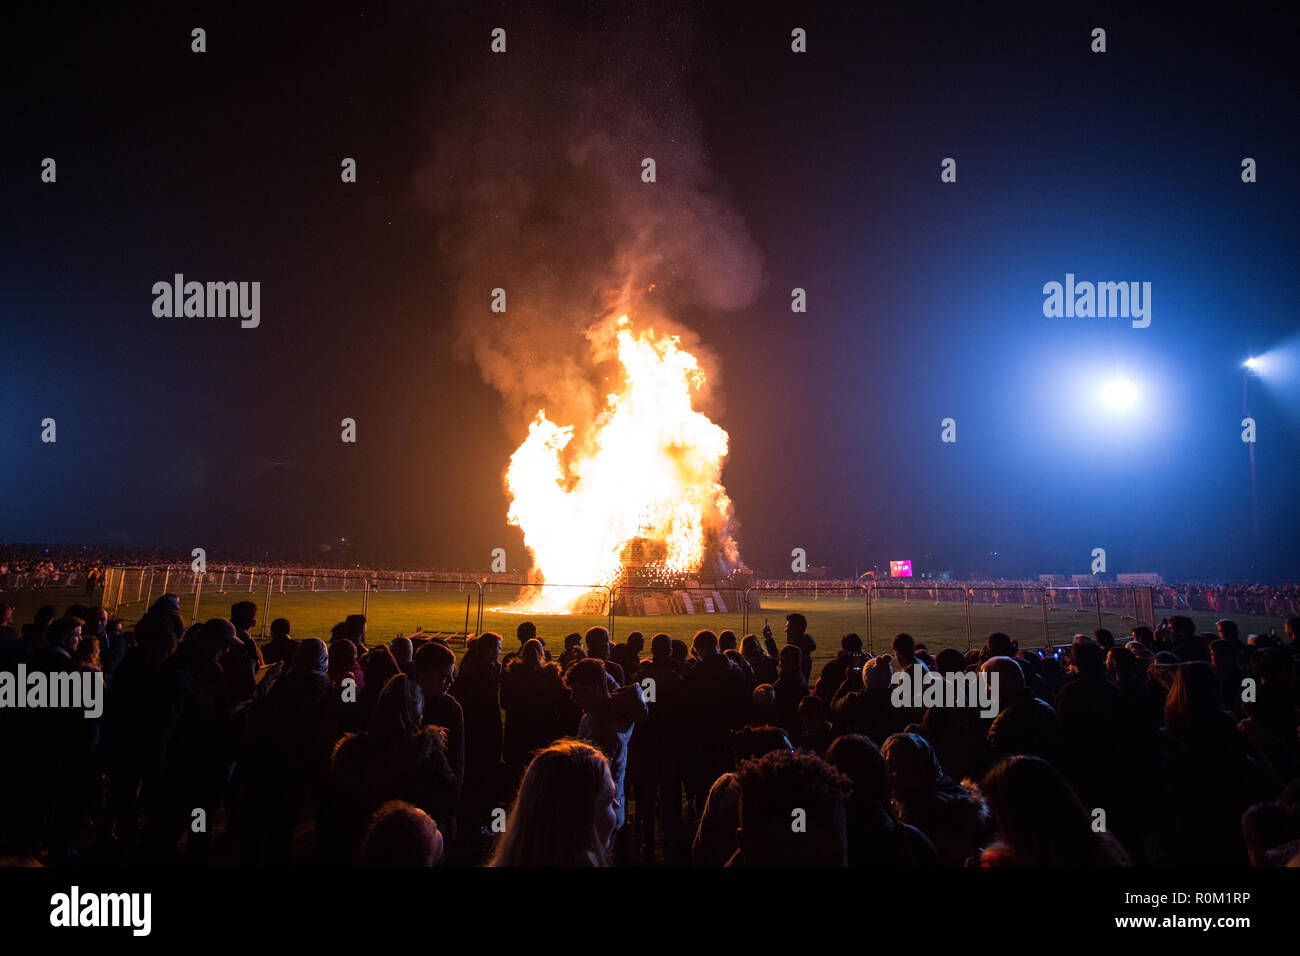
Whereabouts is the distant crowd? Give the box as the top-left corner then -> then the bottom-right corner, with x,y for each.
6,543 -> 1300,619
2,594 -> 1299,867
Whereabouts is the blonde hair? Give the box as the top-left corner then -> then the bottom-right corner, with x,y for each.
488,739 -> 610,867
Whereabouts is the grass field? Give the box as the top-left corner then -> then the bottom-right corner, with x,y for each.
5,585 -> 1287,672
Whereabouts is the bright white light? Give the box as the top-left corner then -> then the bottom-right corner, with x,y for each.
1245,356 -> 1261,371
1099,378 -> 1139,412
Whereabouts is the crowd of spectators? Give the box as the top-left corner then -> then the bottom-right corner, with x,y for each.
2,594 -> 1299,867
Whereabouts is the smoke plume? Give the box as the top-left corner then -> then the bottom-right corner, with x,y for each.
415,10 -> 763,436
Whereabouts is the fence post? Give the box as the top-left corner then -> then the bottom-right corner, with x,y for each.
605,585 -> 614,640
143,567 -> 155,612
1040,587 -> 1050,650
964,588 -> 973,650
114,570 -> 126,612
262,575 -> 272,639
862,585 -> 872,655
191,575 -> 203,626
1094,586 -> 1103,632
476,581 -> 485,638
865,584 -> 874,654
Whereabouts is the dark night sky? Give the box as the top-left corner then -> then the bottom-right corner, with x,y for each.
2,1 -> 1298,580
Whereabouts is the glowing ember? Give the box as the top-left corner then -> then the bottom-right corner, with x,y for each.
504,315 -> 738,612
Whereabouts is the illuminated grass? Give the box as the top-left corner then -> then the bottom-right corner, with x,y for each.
4,587 -> 1285,672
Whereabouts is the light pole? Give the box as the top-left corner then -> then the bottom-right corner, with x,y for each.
1244,359 -> 1260,538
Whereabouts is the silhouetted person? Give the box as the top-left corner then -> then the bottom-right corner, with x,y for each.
979,755 -> 1129,865
141,618 -> 242,865
796,694 -> 834,755
627,633 -> 685,863
327,638 -> 365,733
832,655 -> 907,746
488,740 -> 617,866
357,645 -> 401,727
815,633 -> 866,701
241,637 -> 332,864
455,632 -> 504,838
343,614 -> 369,651
692,725 -> 792,867
1155,662 -> 1270,865
680,630 -> 751,810
20,604 -> 57,662
566,658 -> 647,851
583,627 -> 625,685
262,617 -> 298,668
360,800 -> 444,866
983,656 -> 1060,765
502,620 -> 550,667
101,614 -> 178,857
501,638 -> 572,790
414,641 -> 465,789
1209,638 -> 1248,716
1093,628 -> 1116,652
882,732 -> 987,866
610,631 -> 643,682
826,734 -> 938,866
773,613 -> 815,682
327,674 -> 458,864
772,644 -> 809,738
559,632 -> 585,671
389,636 -> 416,676
84,605 -> 124,682
1053,640 -> 1143,847
226,601 -> 265,705
892,632 -> 927,673
741,634 -> 777,684
26,616 -> 95,863
731,749 -> 852,866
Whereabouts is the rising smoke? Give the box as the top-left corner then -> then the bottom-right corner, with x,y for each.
415,8 -> 764,435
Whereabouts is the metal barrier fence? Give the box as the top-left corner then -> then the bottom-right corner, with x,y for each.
100,566 -> 1158,653
0,570 -> 90,590
742,584 -> 870,649
482,582 -> 614,647
872,584 -> 971,651
967,586 -> 1047,651
744,583 -> 1157,652
103,567 -> 486,642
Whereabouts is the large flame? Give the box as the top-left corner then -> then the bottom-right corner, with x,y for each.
505,315 -> 737,612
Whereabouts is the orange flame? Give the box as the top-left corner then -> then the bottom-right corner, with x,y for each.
505,315 -> 737,611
